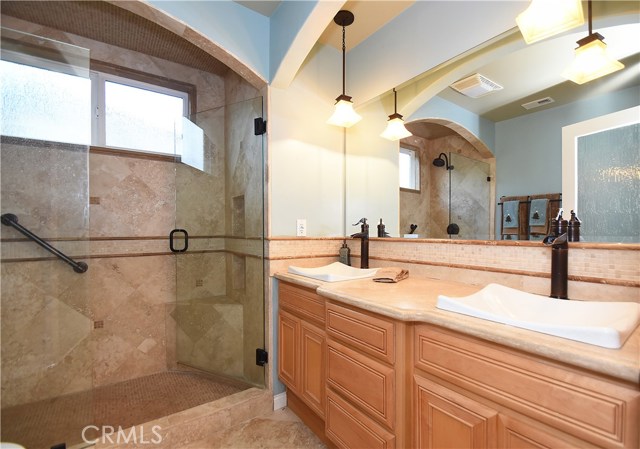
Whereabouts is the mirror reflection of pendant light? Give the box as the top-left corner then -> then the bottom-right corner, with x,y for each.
516,0 -> 584,44
327,10 -> 361,128
562,0 -> 624,85
380,88 -> 412,141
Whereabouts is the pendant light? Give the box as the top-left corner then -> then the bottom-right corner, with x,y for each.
380,88 -> 412,141
516,0 -> 584,44
327,10 -> 361,128
562,0 -> 624,85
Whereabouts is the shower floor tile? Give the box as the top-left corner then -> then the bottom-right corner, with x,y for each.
1,370 -> 249,449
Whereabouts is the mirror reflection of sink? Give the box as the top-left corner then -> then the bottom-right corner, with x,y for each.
288,262 -> 378,282
437,283 -> 640,349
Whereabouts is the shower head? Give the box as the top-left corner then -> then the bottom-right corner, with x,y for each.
432,153 -> 453,170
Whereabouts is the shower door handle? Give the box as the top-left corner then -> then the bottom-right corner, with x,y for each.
169,229 -> 189,252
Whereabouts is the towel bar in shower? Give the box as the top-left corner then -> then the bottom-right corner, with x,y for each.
1,213 -> 88,273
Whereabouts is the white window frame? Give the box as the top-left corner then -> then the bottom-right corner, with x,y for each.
399,146 -> 420,191
90,70 -> 190,153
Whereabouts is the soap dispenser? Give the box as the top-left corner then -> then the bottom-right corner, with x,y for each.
377,219 -> 390,237
339,240 -> 351,266
568,210 -> 581,242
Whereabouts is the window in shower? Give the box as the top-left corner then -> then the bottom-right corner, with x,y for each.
399,146 -> 420,191
1,54 -> 191,156
93,71 -> 190,155
0,59 -> 91,144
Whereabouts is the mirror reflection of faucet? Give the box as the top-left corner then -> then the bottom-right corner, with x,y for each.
350,218 -> 369,268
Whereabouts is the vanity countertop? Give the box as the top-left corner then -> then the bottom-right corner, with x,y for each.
275,272 -> 640,384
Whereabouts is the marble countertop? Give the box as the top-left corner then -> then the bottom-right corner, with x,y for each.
274,272 -> 640,384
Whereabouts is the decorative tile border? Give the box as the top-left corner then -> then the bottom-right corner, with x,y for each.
265,238 -> 640,288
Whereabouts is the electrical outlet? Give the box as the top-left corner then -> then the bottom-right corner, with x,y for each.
296,219 -> 307,237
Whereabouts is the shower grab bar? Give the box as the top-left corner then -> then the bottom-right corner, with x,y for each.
1,213 -> 88,273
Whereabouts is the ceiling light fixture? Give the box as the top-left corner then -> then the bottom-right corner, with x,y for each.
380,88 -> 412,141
516,0 -> 584,44
327,10 -> 361,128
562,0 -> 624,85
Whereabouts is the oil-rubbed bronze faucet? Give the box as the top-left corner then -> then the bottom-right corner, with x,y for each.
350,218 -> 369,269
543,233 -> 568,299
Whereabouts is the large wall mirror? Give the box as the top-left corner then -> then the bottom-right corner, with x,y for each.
348,2 -> 639,243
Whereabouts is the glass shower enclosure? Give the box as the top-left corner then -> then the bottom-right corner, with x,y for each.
1,26 -> 266,449
1,28 -> 94,448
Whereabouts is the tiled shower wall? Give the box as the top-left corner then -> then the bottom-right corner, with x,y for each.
400,134 -> 495,239
1,18 -> 264,408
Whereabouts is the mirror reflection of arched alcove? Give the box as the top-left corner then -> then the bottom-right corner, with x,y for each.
400,119 -> 496,239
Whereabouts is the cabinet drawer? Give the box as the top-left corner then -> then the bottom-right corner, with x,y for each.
279,282 -> 325,325
327,339 -> 395,430
414,325 -> 640,449
326,301 -> 395,364
326,389 -> 395,449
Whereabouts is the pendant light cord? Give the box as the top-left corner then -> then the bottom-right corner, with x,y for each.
588,0 -> 592,35
393,88 -> 397,114
341,23 -> 346,96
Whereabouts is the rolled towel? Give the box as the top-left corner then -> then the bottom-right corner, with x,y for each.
373,267 -> 409,283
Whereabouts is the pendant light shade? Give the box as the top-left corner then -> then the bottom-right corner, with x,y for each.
516,0 -> 584,44
327,10 -> 361,128
327,94 -> 362,128
380,88 -> 411,141
562,0 -> 624,85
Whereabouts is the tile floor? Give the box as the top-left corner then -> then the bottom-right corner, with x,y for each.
1,371 -> 248,449
178,407 -> 327,449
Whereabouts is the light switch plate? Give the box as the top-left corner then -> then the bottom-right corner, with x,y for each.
296,219 -> 307,237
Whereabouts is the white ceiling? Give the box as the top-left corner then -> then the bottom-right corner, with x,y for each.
439,22 -> 640,122
317,0 -> 413,50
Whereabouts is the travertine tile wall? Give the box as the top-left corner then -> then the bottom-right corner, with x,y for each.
1,18 -> 265,408
266,238 -> 640,302
400,134 -> 495,239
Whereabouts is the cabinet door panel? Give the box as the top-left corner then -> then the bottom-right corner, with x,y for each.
278,310 -> 300,392
414,375 -> 497,449
301,320 -> 326,418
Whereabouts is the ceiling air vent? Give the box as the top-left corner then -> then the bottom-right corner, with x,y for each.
522,96 -> 555,110
450,73 -> 503,98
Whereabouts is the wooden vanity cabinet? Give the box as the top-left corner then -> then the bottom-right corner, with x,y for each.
413,324 -> 640,449
278,282 -> 326,419
325,300 -> 411,449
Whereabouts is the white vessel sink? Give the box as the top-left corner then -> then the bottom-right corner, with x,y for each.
288,262 -> 378,282
437,283 -> 640,349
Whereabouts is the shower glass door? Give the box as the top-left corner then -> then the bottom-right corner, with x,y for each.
173,96 -> 265,387
449,153 -> 492,239
1,28 -> 94,448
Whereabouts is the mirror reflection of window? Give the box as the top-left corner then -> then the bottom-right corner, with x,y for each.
562,106 -> 639,243
577,123 -> 639,243
399,146 -> 420,191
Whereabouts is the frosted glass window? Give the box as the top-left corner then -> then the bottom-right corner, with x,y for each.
0,60 -> 90,144
399,147 -> 420,190
577,124 -> 639,242
104,81 -> 185,155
